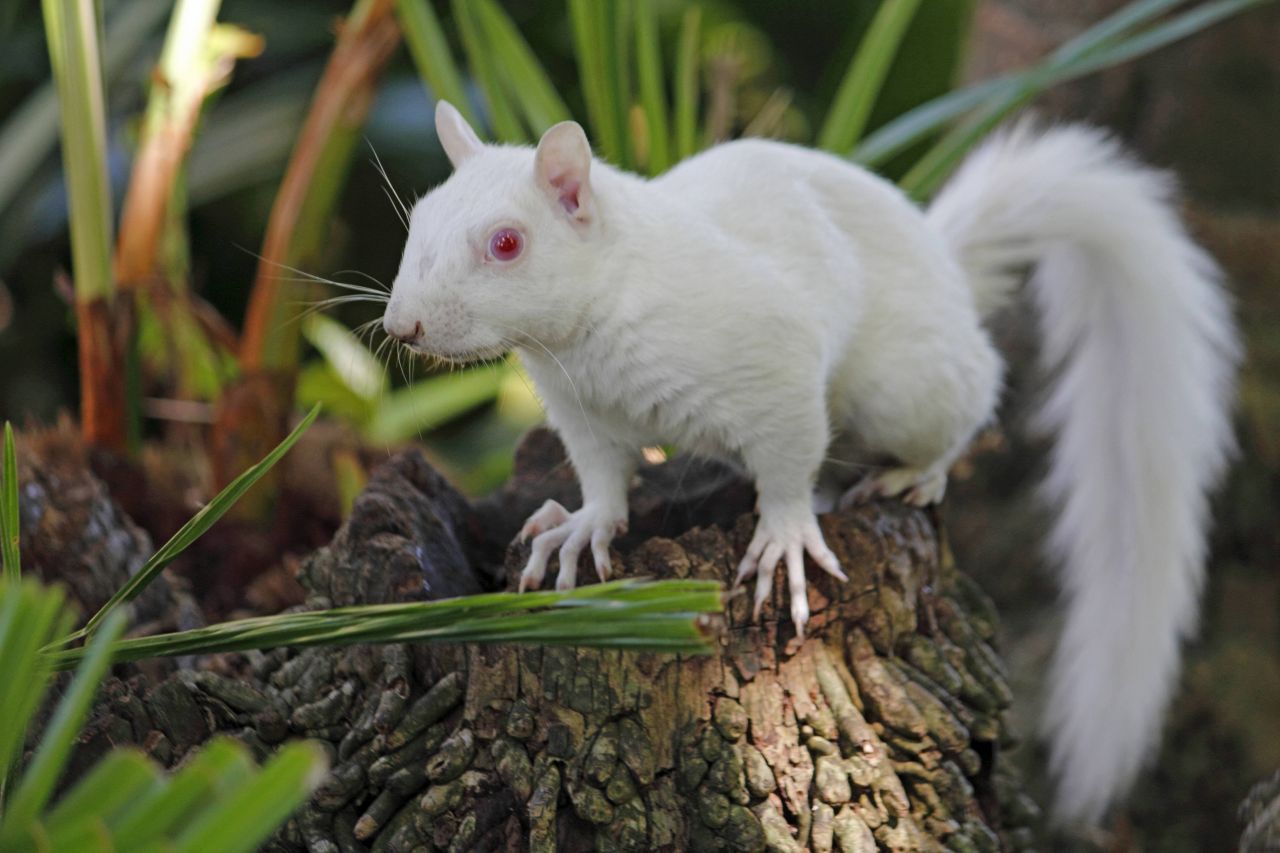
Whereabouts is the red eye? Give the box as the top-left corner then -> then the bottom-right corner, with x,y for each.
488,228 -> 523,261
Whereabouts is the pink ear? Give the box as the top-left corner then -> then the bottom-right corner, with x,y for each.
535,122 -> 592,222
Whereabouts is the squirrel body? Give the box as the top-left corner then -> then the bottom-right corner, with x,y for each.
524,137 -> 1000,494
385,102 -> 1239,823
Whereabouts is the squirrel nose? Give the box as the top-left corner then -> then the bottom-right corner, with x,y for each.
385,318 -> 423,344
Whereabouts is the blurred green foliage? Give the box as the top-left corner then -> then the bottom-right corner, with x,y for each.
0,579 -> 328,852
1,0 -> 1269,496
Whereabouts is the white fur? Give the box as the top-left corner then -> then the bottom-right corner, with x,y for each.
930,122 -> 1239,821
386,106 -> 1238,822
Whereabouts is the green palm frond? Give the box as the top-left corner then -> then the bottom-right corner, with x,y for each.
47,578 -> 723,671
0,581 -> 326,853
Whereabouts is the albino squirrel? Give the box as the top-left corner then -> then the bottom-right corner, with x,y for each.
383,100 -> 1239,822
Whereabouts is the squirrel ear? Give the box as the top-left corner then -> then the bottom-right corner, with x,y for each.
535,121 -> 592,222
435,100 -> 483,168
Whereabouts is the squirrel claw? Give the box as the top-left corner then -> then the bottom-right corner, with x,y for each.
737,513 -> 843,636
517,505 -> 624,592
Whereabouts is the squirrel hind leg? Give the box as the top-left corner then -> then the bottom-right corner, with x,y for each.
839,465 -> 948,509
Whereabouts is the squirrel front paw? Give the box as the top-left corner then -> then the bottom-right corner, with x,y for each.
734,511 -> 847,638
517,500 -> 628,592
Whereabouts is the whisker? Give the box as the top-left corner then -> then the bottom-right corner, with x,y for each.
497,340 -> 545,409
236,246 -> 393,301
331,269 -> 392,293
351,317 -> 385,344
289,296 -> 389,324
395,341 -> 412,387
270,274 -> 389,297
367,139 -> 413,230
496,324 -> 594,445
382,186 -> 409,231
821,455 -> 876,472
294,295 -> 388,311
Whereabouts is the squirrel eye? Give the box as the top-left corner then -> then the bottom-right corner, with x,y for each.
488,228 -> 523,261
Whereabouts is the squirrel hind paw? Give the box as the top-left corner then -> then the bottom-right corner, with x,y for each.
839,467 -> 947,508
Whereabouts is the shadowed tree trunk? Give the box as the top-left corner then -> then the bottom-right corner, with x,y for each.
27,429 -> 1041,851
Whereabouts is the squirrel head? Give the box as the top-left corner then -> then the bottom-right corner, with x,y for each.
383,100 -> 602,362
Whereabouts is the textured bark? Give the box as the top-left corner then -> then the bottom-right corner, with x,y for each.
15,421 -> 200,636
52,430 -> 1039,850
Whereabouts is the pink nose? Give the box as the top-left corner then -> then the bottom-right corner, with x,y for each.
386,319 -> 423,344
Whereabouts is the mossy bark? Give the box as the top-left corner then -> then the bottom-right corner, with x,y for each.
38,430 -> 1040,851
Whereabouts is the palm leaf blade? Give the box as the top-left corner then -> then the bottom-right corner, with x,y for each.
170,741 -> 329,853
818,0 -> 923,154
0,609 -> 126,845
45,580 -> 723,670
394,0 -> 475,124
72,404 -> 320,639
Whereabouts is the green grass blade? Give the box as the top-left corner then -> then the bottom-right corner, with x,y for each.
567,0 -> 624,162
41,0 -> 115,303
817,0 -> 923,154
1049,0 -> 1184,63
897,0 -> 1270,199
0,609 -> 126,846
633,0 -> 670,174
172,741 -> 328,853
41,749 -> 160,843
474,0 -> 572,134
72,405 -> 321,639
608,0 -> 634,168
1,423 -> 18,583
1061,0 -> 1273,76
80,582 -> 719,661
896,84 -> 1032,199
394,0 -> 475,124
673,5 -> 702,161
45,580 -> 724,669
0,584 -> 72,805
850,74 -> 1015,168
365,366 -> 508,444
452,0 -> 526,142
851,0 -> 1185,169
110,739 -> 255,848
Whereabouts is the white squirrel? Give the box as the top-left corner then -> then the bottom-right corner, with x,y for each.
383,100 -> 1239,822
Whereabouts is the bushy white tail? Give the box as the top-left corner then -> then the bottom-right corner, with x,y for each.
928,123 -> 1240,822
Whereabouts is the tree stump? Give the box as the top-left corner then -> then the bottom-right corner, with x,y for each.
52,430 -> 1038,851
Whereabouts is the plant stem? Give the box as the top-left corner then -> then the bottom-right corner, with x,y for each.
115,0 -> 260,288
41,0 -> 132,451
218,0 -> 399,508
239,0 -> 400,375
41,0 -> 113,304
